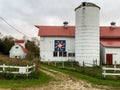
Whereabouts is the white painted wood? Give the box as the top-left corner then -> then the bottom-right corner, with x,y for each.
75,2 -> 100,66
102,73 -> 120,76
0,64 -> 35,75
40,37 -> 75,61
19,67 -> 26,73
9,44 -> 26,59
100,44 -> 105,64
101,47 -> 120,64
103,67 -> 120,70
102,66 -> 120,77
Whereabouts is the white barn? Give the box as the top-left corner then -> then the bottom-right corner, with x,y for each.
35,23 -> 75,62
36,2 -> 120,66
9,40 -> 28,59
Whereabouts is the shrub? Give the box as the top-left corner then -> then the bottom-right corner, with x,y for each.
0,54 -> 40,80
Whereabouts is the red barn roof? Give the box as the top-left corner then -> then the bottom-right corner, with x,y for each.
100,38 -> 120,47
36,26 -> 120,38
17,44 -> 28,53
100,27 -> 120,38
36,26 -> 75,37
36,25 -> 120,47
15,40 -> 24,43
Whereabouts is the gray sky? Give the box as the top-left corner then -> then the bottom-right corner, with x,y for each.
0,0 -> 120,39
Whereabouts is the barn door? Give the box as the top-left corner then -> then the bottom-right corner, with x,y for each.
106,54 -> 113,65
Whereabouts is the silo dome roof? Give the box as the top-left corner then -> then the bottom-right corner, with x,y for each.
75,2 -> 100,11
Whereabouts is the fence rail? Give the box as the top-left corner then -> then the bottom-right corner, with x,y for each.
83,60 -> 97,67
102,66 -> 120,77
0,64 -> 35,76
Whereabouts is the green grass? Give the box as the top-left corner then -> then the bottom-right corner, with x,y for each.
0,71 -> 52,89
41,63 -> 120,88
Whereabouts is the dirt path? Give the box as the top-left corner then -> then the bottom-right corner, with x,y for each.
23,67 -> 109,90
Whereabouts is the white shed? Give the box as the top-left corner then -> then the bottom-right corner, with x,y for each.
100,23 -> 120,65
100,39 -> 120,65
9,40 -> 27,59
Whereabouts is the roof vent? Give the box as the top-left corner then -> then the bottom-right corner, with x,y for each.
110,22 -> 116,28
63,21 -> 68,28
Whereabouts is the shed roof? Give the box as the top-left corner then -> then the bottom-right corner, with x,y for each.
100,39 -> 120,48
15,40 -> 24,43
100,27 -> 120,38
17,44 -> 28,53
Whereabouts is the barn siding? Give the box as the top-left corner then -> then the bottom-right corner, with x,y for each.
100,44 -> 105,64
104,48 -> 120,64
40,37 -> 75,61
9,45 -> 26,59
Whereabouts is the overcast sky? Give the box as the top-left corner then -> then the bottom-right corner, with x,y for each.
0,0 -> 120,39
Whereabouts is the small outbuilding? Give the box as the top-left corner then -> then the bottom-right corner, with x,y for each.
9,40 -> 28,59
100,25 -> 120,65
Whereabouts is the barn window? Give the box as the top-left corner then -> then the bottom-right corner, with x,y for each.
59,52 -> 62,57
73,53 -> 75,57
53,51 -> 67,57
15,46 -> 19,49
68,53 -> 75,57
53,52 -> 57,57
63,52 -> 67,57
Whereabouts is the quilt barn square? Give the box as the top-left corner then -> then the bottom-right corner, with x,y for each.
54,40 -> 66,52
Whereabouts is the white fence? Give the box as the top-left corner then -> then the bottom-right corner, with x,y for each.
0,64 -> 35,76
83,60 -> 97,67
102,65 -> 120,77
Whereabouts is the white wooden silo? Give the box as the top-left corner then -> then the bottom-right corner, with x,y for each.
75,2 -> 100,66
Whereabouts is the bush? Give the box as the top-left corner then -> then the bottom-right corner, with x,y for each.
0,71 -> 40,80
0,54 -> 40,80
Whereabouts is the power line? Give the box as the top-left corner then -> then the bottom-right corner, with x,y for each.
0,16 -> 27,36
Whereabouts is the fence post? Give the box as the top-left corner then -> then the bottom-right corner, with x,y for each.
26,65 -> 28,77
55,61 -> 56,67
62,61 -> 64,68
3,64 -> 5,72
71,61 -> 73,67
96,59 -> 97,66
83,61 -> 85,67
48,61 -> 49,65
102,67 -> 106,78
33,64 -> 35,71
115,60 -> 117,65
93,59 -> 94,67
114,64 -> 116,72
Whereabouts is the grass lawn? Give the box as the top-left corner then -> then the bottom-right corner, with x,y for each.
0,71 -> 52,89
41,63 -> 120,88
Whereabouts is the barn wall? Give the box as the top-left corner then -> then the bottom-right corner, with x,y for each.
100,44 -> 105,64
40,37 -> 75,61
9,45 -> 26,59
105,47 -> 120,64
